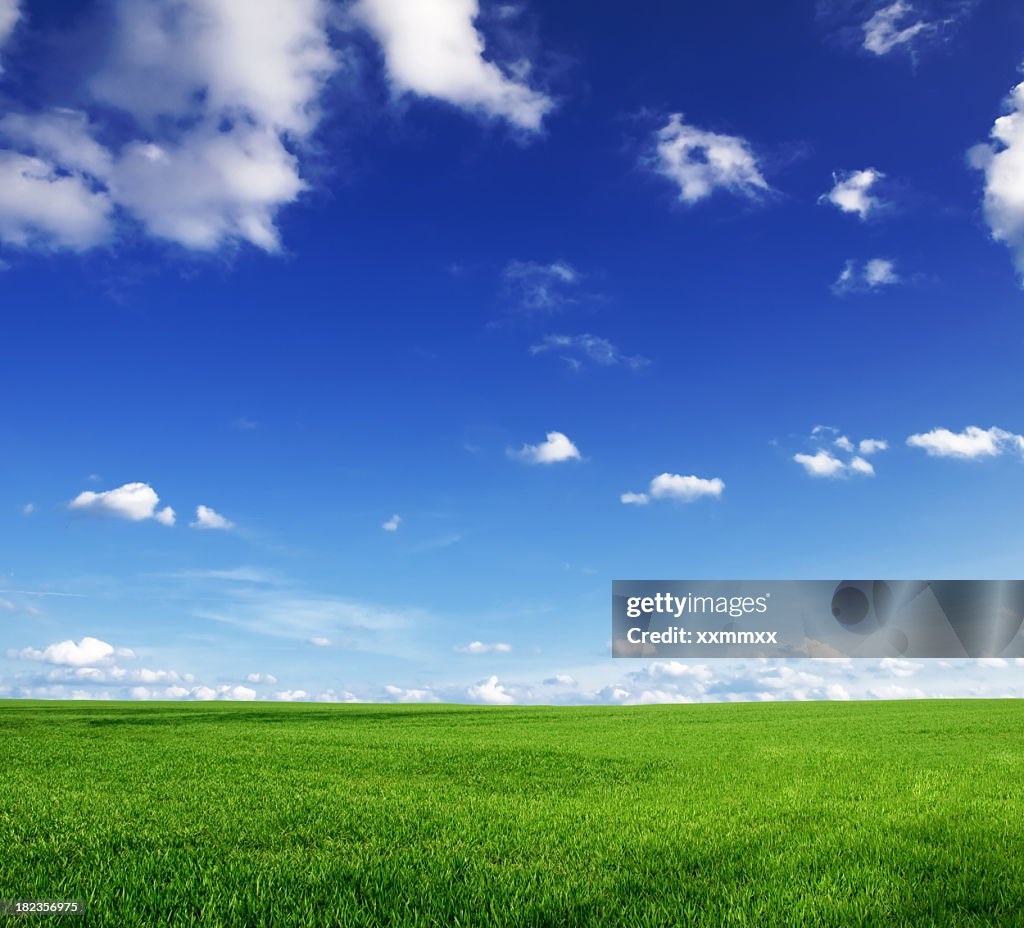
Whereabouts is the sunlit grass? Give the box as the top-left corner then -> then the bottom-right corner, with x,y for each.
1,700 -> 1022,926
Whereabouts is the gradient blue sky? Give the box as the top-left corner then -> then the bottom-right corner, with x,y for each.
3,0 -> 1024,704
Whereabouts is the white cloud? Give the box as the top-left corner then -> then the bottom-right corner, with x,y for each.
351,0 -> 553,131
383,683 -> 440,703
821,168 -> 885,219
650,113 -> 769,204
69,482 -> 175,526
274,689 -> 309,701
529,334 -> 649,370
190,505 -> 234,531
0,598 -> 16,613
502,260 -> 580,312
382,514 -> 401,532
219,684 -> 257,701
833,258 -> 900,293
455,641 -> 512,654
0,0 -> 337,254
970,81 -> 1024,282
309,636 -> 332,647
794,451 -> 853,477
865,258 -> 899,285
12,636 -> 136,667
112,125 -> 305,252
650,473 -> 725,501
794,427 -> 885,477
22,502 -> 33,515
0,151 -> 113,251
906,425 -> 1024,459
509,430 -> 581,464
467,674 -> 515,705
863,1 -> 930,55
246,672 -> 277,684
622,473 -> 725,505
879,657 -> 923,677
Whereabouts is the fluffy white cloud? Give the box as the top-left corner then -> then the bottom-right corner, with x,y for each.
13,636 -> 136,667
502,260 -> 580,312
906,425 -> 1024,459
112,125 -> 305,252
833,257 -> 900,293
455,641 -> 512,654
467,674 -> 515,705
382,514 -> 401,532
509,430 -> 581,464
69,482 -> 175,526
793,450 -> 845,477
383,683 -> 440,703
821,168 -> 885,219
970,81 -> 1024,282
651,113 -> 769,204
190,504 -> 234,531
246,672 -> 278,684
274,689 -> 309,701
0,151 -> 113,251
529,334 -> 649,370
794,450 -> 874,478
863,1 -> 929,55
0,0 -> 337,254
351,0 -> 553,130
795,427 -> 885,477
622,473 -> 724,505
650,473 -> 725,501
92,0 -> 335,135
309,636 -> 332,647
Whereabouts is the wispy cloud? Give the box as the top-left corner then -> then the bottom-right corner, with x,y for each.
529,334 -> 649,370
863,1 -> 930,54
833,257 -> 900,293
502,260 -> 581,312
455,641 -> 512,654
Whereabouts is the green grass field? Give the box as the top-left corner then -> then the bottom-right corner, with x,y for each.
1,699 -> 1022,927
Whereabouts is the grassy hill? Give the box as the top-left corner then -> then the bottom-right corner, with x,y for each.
1,699 -> 1022,926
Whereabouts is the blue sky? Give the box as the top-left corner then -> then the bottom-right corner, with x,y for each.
3,0 -> 1024,704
